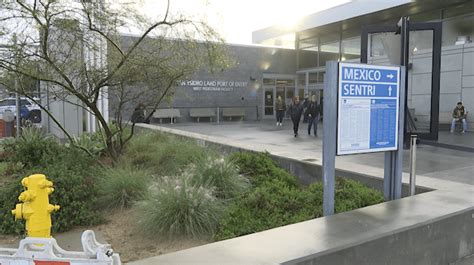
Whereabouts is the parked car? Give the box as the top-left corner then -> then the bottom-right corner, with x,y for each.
0,97 -> 42,123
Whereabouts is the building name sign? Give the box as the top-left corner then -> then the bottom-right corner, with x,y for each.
178,80 -> 248,92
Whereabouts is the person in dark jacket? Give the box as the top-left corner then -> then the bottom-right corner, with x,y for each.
131,103 -> 146,123
305,95 -> 320,136
451,101 -> 468,133
302,93 -> 309,123
275,96 -> 286,126
288,96 -> 304,137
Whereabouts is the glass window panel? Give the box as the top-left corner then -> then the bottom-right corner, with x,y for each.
298,88 -> 305,99
298,50 -> 318,69
309,73 -> 318,84
286,88 -> 294,99
276,79 -> 294,86
317,72 -> 325,83
369,33 -> 386,58
319,33 -> 340,66
299,37 -> 319,51
276,87 -> 285,100
297,74 -> 305,89
263,78 -> 275,85
410,30 -> 434,52
341,36 -> 361,61
408,30 -> 433,134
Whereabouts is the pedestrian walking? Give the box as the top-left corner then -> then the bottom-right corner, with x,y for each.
288,96 -> 304,137
275,95 -> 286,126
305,95 -> 320,136
302,93 -> 309,123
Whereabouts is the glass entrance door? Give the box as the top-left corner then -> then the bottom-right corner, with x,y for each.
361,22 -> 442,141
263,77 -> 296,119
264,89 -> 274,117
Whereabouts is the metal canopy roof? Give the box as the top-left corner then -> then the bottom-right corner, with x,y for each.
252,0 -> 473,44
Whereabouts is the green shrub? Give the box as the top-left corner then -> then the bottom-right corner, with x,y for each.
0,176 -> 25,235
334,177 -> 384,213
0,162 -> 7,176
1,126 -> 57,168
0,136 -> 102,234
230,152 -> 299,188
125,131 -> 171,155
98,166 -> 149,209
123,133 -> 211,176
71,132 -> 106,157
215,151 -> 384,241
138,172 -> 223,238
189,156 -> 249,199
29,147 -> 102,233
215,179 -> 315,240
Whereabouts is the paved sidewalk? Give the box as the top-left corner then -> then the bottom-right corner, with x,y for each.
156,120 -> 474,186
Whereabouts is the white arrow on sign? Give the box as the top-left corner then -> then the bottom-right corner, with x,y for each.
387,74 -> 394,79
388,86 -> 392,96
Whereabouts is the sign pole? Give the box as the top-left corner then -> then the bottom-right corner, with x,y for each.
322,61 -> 338,216
384,66 -> 406,200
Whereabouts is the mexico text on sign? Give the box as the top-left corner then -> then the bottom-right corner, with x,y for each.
337,63 -> 401,155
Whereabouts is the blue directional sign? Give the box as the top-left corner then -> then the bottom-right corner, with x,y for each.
337,63 -> 400,155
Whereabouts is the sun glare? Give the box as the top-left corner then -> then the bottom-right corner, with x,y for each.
140,0 -> 351,44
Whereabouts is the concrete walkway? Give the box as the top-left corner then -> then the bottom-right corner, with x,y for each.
156,120 -> 474,186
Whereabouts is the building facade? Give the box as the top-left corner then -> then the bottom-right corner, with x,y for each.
252,0 -> 474,133
112,42 -> 297,122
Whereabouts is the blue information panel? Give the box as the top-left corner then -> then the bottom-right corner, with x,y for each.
337,63 -> 400,155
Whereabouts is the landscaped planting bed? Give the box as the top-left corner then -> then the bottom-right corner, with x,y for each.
0,128 -> 384,262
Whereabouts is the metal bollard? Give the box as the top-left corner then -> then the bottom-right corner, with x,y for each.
217,107 -> 220,124
409,134 -> 417,196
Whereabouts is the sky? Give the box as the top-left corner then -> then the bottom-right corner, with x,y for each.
139,0 -> 351,45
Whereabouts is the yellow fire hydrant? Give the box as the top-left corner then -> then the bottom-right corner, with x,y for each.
11,174 -> 60,238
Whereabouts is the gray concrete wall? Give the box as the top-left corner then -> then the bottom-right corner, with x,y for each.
288,208 -> 474,265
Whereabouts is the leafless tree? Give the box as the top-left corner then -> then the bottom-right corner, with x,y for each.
0,0 -> 232,160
